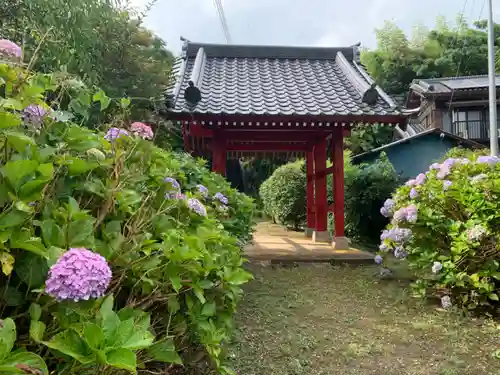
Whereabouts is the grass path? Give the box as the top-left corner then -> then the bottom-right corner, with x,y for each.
227,264 -> 499,375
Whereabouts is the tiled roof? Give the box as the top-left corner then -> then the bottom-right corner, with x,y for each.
410,75 -> 500,96
167,41 -> 401,118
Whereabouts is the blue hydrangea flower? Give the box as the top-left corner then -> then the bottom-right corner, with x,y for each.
409,188 -> 418,199
187,198 -> 207,216
105,127 -> 129,141
380,199 -> 394,218
23,104 -> 49,127
374,255 -> 383,264
393,246 -> 408,259
163,177 -> 181,190
197,184 -> 209,197
476,155 -> 500,166
214,192 -> 228,205
443,180 -> 452,191
45,248 -> 112,301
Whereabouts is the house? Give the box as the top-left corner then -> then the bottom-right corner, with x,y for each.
352,128 -> 484,179
405,75 -> 500,143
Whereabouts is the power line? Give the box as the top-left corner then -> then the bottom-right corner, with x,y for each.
213,0 -> 232,43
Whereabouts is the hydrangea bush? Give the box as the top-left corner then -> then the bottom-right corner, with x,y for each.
0,44 -> 255,374
376,148 -> 500,311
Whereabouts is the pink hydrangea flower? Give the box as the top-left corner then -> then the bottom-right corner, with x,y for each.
0,39 -> 22,59
45,248 -> 112,301
130,122 -> 154,140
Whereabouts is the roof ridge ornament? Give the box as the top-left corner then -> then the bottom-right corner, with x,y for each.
362,83 -> 379,105
184,81 -> 201,108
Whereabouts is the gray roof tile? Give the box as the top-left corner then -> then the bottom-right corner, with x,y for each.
168,42 -> 400,117
410,75 -> 500,95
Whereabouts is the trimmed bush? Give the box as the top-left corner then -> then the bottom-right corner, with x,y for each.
259,153 -> 399,242
376,148 -> 500,311
0,51 -> 254,374
259,160 -> 306,228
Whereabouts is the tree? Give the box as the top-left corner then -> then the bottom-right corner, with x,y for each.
0,0 -> 174,110
361,16 -> 500,96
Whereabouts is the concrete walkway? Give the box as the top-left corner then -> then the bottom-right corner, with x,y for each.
245,222 -> 375,264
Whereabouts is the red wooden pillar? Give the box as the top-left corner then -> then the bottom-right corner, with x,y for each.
305,146 -> 315,238
313,138 -> 330,243
332,129 -> 348,249
211,133 -> 226,176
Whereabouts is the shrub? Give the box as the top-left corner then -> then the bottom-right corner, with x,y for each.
259,152 -> 399,242
376,149 -> 500,311
0,48 -> 254,374
259,160 -> 306,228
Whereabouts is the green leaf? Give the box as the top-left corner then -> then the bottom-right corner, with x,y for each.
488,293 -> 499,301
29,321 -> 46,343
67,158 -> 98,176
146,339 -> 183,365
10,231 -> 48,258
99,296 -> 120,342
0,252 -> 14,276
198,279 -> 214,289
37,164 -> 54,180
93,90 -> 111,111
0,112 -> 22,129
83,323 -> 104,350
167,296 -> 180,314
46,246 -> 65,267
0,98 -> 23,110
120,98 -> 131,109
121,331 -> 154,351
0,210 -> 30,230
0,318 -> 16,360
201,302 -> 216,317
4,132 -> 36,152
29,304 -> 42,322
15,253 -> 48,287
193,287 -> 206,304
68,219 -> 95,247
226,269 -> 253,285
40,220 -> 65,248
110,319 -> 134,348
170,276 -> 182,293
1,160 -> 38,191
2,286 -> 23,307
1,351 -> 48,374
105,348 -> 136,373
43,330 -> 93,363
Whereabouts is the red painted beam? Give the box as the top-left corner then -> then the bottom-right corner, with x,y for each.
171,113 -> 406,126
226,143 -> 308,151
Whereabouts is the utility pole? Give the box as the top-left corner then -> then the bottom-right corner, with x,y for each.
487,0 -> 498,155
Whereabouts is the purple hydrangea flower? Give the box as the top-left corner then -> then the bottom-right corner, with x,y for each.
23,104 -> 49,127
197,184 -> 209,197
466,225 -> 487,242
443,180 -> 452,191
476,155 -> 500,166
214,192 -> 228,205
0,39 -> 22,58
374,255 -> 383,264
380,198 -> 394,218
409,188 -> 419,199
470,173 -> 487,183
187,198 -> 207,216
393,246 -> 408,259
429,162 -> 441,170
166,191 -> 185,200
105,127 -> 129,141
393,205 -> 417,223
441,295 -> 452,309
405,179 -> 417,187
415,173 -> 426,186
432,261 -> 443,274
164,177 -> 181,190
406,204 -> 418,223
436,158 -> 468,179
45,248 -> 111,301
382,227 -> 412,244
379,243 -> 390,252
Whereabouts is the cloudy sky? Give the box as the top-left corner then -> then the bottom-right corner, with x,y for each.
131,0 -> 500,54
